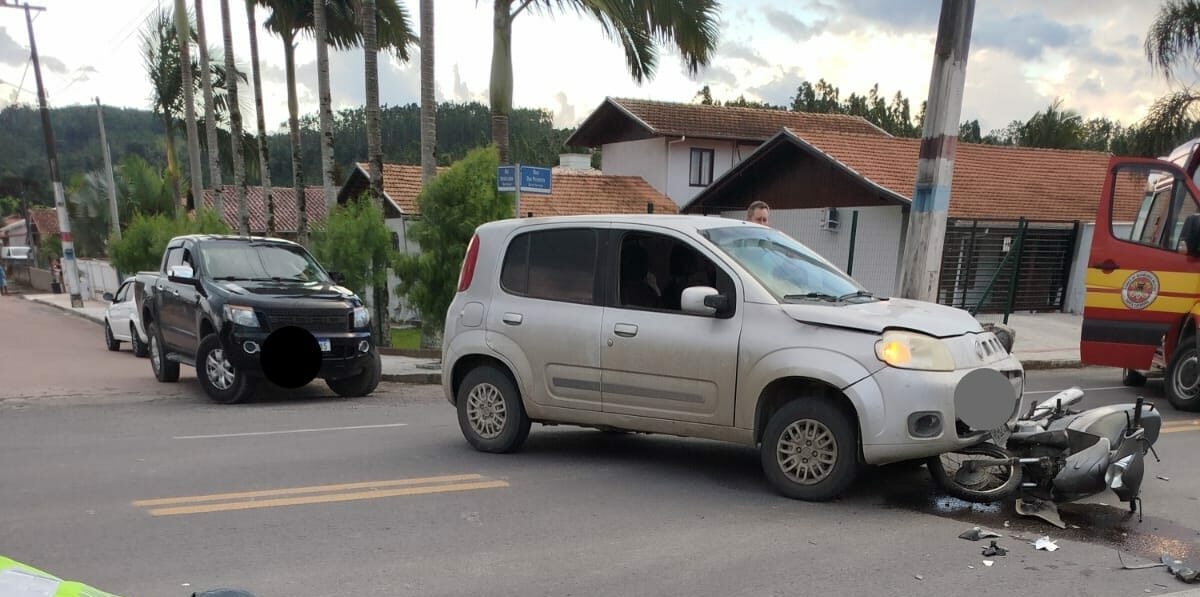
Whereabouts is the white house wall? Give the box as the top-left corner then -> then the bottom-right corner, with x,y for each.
600,138 -> 667,195
720,206 -> 905,296
379,217 -> 421,323
666,139 -> 758,208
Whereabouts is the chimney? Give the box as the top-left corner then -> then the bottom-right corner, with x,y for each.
558,153 -> 593,171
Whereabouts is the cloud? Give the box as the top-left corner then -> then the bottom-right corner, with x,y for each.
720,41 -> 768,67
974,13 -> 1091,60
0,27 -> 66,74
1079,73 -> 1105,96
448,63 -> 485,103
699,64 -> 739,87
749,66 -> 806,107
836,0 -> 940,31
763,9 -> 823,41
296,49 -> 419,110
553,91 -> 576,127
259,63 -> 287,84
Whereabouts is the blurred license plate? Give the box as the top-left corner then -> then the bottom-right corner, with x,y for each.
318,339 -> 331,352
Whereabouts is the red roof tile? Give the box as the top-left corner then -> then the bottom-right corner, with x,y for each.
201,186 -> 327,233
29,207 -> 59,236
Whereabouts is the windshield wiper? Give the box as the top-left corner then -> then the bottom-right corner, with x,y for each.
212,276 -> 275,282
784,292 -> 839,302
837,290 -> 875,302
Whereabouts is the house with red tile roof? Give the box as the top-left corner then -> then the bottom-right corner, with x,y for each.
200,186 -> 327,238
566,97 -> 890,209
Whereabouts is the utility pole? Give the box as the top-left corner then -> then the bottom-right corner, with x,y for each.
898,0 -> 974,302
95,98 -> 120,240
4,1 -> 84,307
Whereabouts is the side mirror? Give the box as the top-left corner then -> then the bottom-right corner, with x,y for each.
167,264 -> 196,285
102,292 -> 114,302
328,270 -> 346,284
1183,213 -> 1200,256
681,286 -> 728,317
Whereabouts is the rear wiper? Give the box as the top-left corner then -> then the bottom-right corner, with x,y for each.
837,290 -> 875,302
784,292 -> 838,302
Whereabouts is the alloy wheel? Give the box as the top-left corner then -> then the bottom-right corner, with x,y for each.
776,419 -> 838,485
466,382 -> 507,439
205,348 -> 235,391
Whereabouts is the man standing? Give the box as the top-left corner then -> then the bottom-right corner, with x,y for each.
746,201 -> 770,226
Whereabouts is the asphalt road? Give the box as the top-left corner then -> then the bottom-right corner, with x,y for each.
2,295 -> 1200,596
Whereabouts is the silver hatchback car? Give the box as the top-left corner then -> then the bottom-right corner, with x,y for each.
442,215 -> 1024,500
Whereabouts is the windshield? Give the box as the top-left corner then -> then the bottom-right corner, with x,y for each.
701,226 -> 866,302
201,242 -> 330,283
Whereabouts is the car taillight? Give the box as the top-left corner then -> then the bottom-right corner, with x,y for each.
457,234 -> 480,292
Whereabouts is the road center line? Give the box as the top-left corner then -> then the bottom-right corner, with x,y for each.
133,474 -> 485,507
144,480 -> 510,516
172,423 -> 407,440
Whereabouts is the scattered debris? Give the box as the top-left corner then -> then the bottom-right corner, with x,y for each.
960,526 -> 1002,541
983,560 -> 995,567
1003,520 -> 1010,528
1157,476 -> 1171,482
914,574 -> 924,581
1119,551 -> 1167,570
1162,554 -> 1200,583
1069,524 -> 1081,529
967,565 -> 975,569
1016,497 -> 1066,529
1032,536 -> 1060,552
982,540 -> 1009,557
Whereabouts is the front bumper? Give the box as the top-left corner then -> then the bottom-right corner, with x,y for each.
222,326 -> 374,380
854,354 -> 1024,465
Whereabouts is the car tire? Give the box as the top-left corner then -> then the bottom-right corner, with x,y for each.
1122,368 -> 1147,387
197,334 -> 257,404
130,323 -> 149,358
456,365 -> 531,454
104,320 -> 120,351
760,398 -> 858,501
326,349 -> 382,397
148,321 -> 179,383
1165,339 -> 1200,412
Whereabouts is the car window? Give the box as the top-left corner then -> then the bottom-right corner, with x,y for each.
115,281 -> 130,303
500,228 -> 597,304
164,247 -> 184,271
616,231 -> 733,314
201,242 -> 330,282
702,225 -> 867,303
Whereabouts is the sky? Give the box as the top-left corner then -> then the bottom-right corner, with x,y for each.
0,0 -> 1193,136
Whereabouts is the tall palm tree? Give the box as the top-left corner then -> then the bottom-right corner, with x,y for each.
245,0 -> 275,236
174,0 -> 205,212
313,0 -> 336,215
361,0 -> 387,346
1017,98 -> 1084,149
219,0 -> 249,234
195,0 -> 224,217
488,0 -> 720,164
419,0 -> 435,186
1147,0 -> 1200,79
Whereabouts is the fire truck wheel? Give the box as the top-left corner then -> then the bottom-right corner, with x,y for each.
1165,341 -> 1200,412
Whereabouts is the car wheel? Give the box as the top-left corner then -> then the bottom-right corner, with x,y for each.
1122,368 -> 1147,387
760,398 -> 858,501
130,323 -> 149,358
456,365 -> 531,453
104,320 -> 120,351
197,334 -> 257,404
148,321 -> 179,383
326,349 -> 382,397
1165,339 -> 1200,412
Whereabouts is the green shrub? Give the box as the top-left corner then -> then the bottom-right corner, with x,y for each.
310,193 -> 396,345
108,208 -> 230,274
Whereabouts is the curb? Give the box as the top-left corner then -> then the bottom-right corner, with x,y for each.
20,295 -> 104,327
382,372 -> 441,385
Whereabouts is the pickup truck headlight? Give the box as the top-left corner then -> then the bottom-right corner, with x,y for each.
352,306 -> 371,328
223,304 -> 260,328
875,330 -> 955,372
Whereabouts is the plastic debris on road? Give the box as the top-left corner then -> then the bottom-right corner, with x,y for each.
983,560 -> 995,567
982,540 -> 1008,557
1032,536 -> 1059,552
1162,554 -> 1200,583
959,526 -> 1002,541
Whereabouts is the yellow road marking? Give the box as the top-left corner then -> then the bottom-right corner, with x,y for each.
133,473 -> 487,507
145,480 -> 510,516
1161,420 -> 1200,433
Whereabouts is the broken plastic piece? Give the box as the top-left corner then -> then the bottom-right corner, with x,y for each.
1119,551 -> 1167,570
1016,497 -> 1066,529
1032,536 -> 1059,552
983,560 -> 995,567
914,574 -> 924,581
959,526 -> 1002,541
1157,476 -> 1170,482
982,540 -> 1008,557
1162,553 -> 1200,583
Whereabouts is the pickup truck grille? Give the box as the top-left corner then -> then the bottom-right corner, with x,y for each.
265,310 -> 350,333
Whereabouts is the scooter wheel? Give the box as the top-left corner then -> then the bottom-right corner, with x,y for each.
927,443 -> 1022,503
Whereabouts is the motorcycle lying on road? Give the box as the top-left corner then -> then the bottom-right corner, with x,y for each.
927,387 -> 1163,526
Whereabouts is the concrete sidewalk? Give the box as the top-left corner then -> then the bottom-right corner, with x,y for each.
978,312 -> 1083,369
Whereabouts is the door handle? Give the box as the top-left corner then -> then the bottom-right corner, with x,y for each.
502,312 -> 523,326
613,323 -> 638,338
1091,259 -> 1119,274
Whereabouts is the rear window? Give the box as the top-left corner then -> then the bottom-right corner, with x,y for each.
500,228 -> 598,304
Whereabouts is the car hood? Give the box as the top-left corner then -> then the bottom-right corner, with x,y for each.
215,280 -> 360,305
780,297 -> 984,338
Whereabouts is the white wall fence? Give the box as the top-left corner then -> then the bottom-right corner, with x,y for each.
75,259 -> 122,301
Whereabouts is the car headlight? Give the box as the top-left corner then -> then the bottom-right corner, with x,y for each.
223,304 -> 260,328
353,306 -> 371,328
875,330 -> 955,371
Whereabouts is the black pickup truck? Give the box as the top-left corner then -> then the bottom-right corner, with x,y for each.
142,234 -> 382,403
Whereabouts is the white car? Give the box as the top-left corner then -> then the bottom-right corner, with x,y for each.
103,273 -> 154,357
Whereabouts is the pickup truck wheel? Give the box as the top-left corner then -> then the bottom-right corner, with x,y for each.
197,334 -> 257,404
104,321 -> 120,351
457,365 -> 531,453
130,323 -> 149,358
148,322 -> 179,382
1166,340 -> 1200,412
325,349 -> 382,397
760,398 -> 858,501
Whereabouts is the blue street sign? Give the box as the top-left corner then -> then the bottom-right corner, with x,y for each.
497,166 -> 517,192
519,165 -> 552,194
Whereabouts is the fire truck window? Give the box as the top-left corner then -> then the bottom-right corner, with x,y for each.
1170,190 -> 1200,252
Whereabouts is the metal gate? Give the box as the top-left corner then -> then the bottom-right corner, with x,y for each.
938,218 -> 1080,315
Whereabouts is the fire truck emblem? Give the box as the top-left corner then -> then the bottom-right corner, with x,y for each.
1121,270 -> 1159,310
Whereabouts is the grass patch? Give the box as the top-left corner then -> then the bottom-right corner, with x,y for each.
389,326 -> 421,350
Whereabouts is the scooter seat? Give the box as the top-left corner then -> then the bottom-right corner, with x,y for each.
1008,429 -> 1071,449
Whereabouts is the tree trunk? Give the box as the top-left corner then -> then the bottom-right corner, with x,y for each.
283,34 -> 306,244
362,0 -> 389,347
420,0 -> 436,186
164,118 -> 182,213
195,0 -> 223,218
219,0 -> 248,235
174,0 -> 204,213
490,0 -> 513,165
245,0 -> 274,236
314,0 -> 337,217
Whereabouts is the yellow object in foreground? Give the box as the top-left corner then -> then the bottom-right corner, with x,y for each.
0,556 -> 121,597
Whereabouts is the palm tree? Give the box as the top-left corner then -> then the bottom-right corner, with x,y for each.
245,0 -> 275,236
174,0 -> 205,212
313,0 -> 336,215
363,0 -> 383,205
1147,0 -> 1200,79
419,0 -> 435,186
488,0 -> 720,164
195,0 -> 224,217
219,0 -> 249,234
1017,98 -> 1084,149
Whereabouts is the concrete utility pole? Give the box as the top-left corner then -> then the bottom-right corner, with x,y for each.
5,1 -> 84,307
95,98 -> 121,240
898,0 -> 975,302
